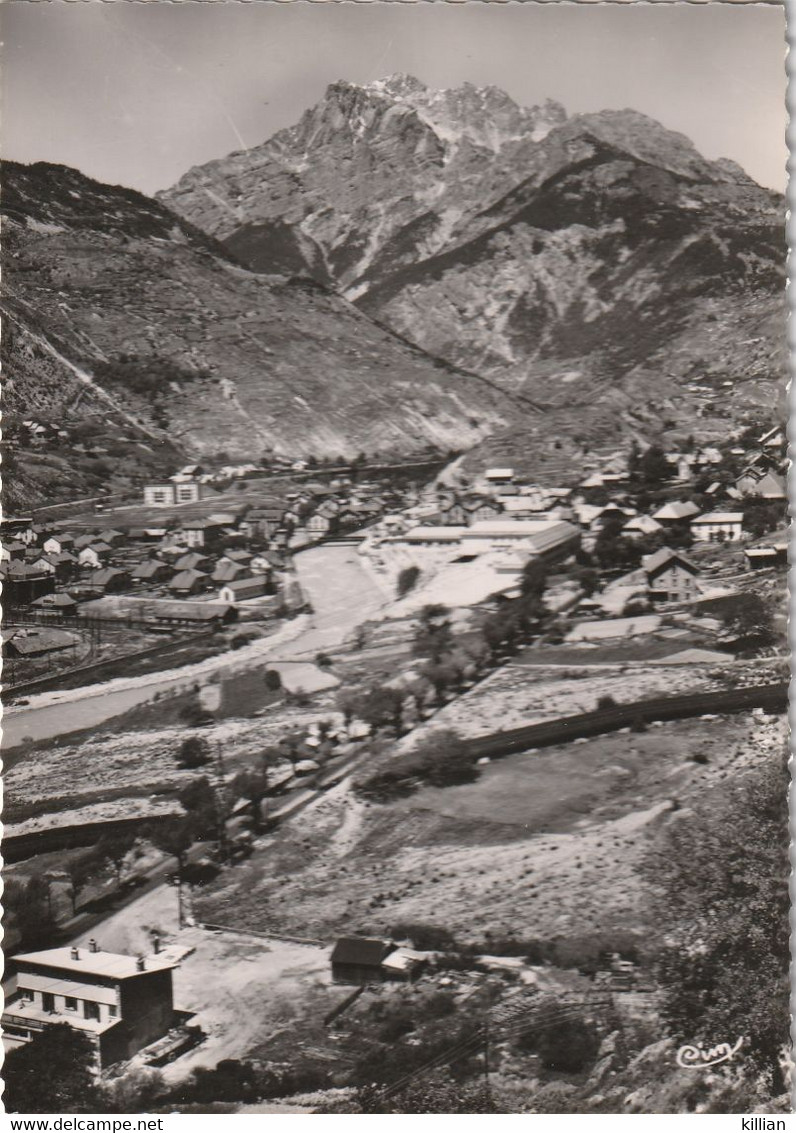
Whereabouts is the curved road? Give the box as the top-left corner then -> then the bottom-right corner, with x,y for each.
2,545 -> 389,751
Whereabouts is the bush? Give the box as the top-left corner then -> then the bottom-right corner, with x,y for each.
391,922 -> 457,951
519,1017 -> 602,1073
177,736 -> 210,769
596,694 -> 618,711
264,669 -> 282,691
230,631 -> 257,651
397,565 -> 421,598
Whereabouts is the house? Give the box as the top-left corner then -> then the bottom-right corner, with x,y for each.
168,569 -> 209,596
0,562 -> 56,606
171,482 -> 206,504
651,501 -> 701,525
73,533 -> 98,551
78,545 -> 111,570
177,520 -> 225,549
211,561 -> 249,584
623,515 -> 664,539
42,535 -> 75,556
172,463 -> 206,481
217,575 -> 270,604
31,592 -> 79,616
748,471 -> 786,501
2,540 -> 27,561
77,596 -> 238,627
131,560 -> 173,584
97,529 -> 126,547
28,556 -> 57,576
499,497 -> 540,518
330,937 -> 394,985
745,547 -> 779,570
89,568 -> 132,594
2,627 -> 79,659
438,499 -> 468,526
484,468 -> 515,485
306,512 -> 334,536
1,517 -> 34,545
464,497 -> 503,523
400,526 -> 468,545
175,552 -> 213,573
381,949 -> 428,983
642,548 -> 701,603
690,511 -> 744,543
3,941 -> 181,1069
143,483 -> 178,507
221,549 -> 253,566
242,508 -> 284,538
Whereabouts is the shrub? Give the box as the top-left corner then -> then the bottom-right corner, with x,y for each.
397,565 -> 421,598
518,1017 -> 602,1073
596,694 -> 618,711
391,922 -> 457,951
264,669 -> 282,691
177,736 -> 210,769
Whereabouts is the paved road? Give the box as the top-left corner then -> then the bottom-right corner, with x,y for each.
2,545 -> 388,751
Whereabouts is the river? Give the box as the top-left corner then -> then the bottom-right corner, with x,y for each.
2,544 -> 390,751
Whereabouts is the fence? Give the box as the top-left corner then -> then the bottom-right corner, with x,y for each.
3,811 -> 179,864
463,682 -> 787,762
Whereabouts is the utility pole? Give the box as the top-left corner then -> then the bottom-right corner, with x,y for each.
483,1019 -> 490,1089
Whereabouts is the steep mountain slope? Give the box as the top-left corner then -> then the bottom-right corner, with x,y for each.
2,160 -> 525,506
161,77 -> 786,470
160,75 -> 568,297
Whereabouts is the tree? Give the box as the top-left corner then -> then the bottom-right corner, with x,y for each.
420,661 -> 458,704
3,877 -> 56,946
66,850 -> 104,916
518,1016 -> 602,1073
233,766 -> 270,833
279,731 -> 305,770
4,1023 -> 100,1113
571,565 -> 599,598
593,518 -> 641,571
264,668 -> 282,692
639,443 -> 671,486
179,777 -> 222,841
336,690 -> 359,728
412,604 -> 454,663
520,559 -> 547,601
149,818 -> 194,873
416,729 -> 478,788
355,685 -> 406,735
97,828 -> 137,886
647,751 -> 789,1093
397,565 -> 421,598
720,592 -> 778,653
177,735 -> 210,769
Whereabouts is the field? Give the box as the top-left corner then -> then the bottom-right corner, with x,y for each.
193,712 -> 786,945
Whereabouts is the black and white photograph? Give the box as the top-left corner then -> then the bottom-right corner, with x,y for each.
0,0 -> 789,1117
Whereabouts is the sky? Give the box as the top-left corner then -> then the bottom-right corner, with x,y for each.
2,1 -> 787,195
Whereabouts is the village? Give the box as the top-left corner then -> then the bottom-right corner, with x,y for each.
1,420 -> 789,1112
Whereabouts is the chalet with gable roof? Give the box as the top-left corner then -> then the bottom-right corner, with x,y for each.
642,548 -> 700,603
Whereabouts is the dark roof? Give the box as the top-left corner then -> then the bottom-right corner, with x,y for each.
78,596 -> 236,622
169,569 -> 208,589
31,593 -> 78,608
331,937 -> 393,967
131,560 -> 169,579
90,568 -> 130,586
